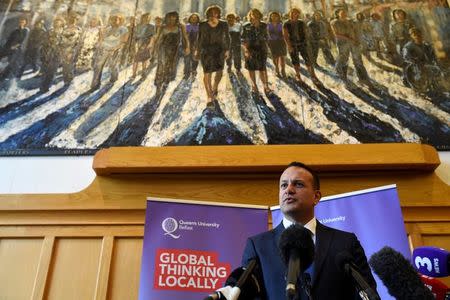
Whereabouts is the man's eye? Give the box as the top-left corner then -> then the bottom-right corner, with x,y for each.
295,183 -> 304,187
281,183 -> 287,188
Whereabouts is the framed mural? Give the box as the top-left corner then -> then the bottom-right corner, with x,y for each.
0,0 -> 449,156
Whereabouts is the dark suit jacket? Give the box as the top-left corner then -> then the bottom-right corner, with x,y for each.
241,221 -> 377,300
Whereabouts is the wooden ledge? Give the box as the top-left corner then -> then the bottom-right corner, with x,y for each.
93,144 -> 440,175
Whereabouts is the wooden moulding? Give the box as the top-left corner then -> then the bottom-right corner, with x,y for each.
93,143 -> 440,175
0,143 -> 447,211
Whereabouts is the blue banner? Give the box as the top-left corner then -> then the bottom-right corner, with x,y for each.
139,198 -> 268,300
271,185 -> 410,300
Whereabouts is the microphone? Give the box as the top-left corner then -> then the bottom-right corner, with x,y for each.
420,274 -> 449,300
278,224 -> 315,300
202,259 -> 260,300
202,286 -> 239,300
413,246 -> 450,277
335,251 -> 380,300
369,246 -> 434,300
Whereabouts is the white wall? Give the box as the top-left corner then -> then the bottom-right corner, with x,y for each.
0,151 -> 448,194
0,156 -> 95,194
436,151 -> 450,185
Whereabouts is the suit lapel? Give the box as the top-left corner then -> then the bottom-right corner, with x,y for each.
312,222 -> 333,285
271,222 -> 285,260
272,222 -> 285,243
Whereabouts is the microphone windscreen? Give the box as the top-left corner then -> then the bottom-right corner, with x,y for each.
369,246 -> 434,300
413,246 -> 450,277
278,223 -> 314,272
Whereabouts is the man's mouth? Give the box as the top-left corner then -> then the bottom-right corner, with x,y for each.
284,197 -> 296,203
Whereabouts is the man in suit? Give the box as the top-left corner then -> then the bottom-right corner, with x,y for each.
241,162 -> 378,299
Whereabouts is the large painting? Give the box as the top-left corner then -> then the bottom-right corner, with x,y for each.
0,0 -> 449,156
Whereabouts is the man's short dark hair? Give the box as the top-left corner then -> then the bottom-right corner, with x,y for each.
286,161 -> 320,190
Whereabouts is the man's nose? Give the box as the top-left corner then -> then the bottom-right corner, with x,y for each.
286,183 -> 296,194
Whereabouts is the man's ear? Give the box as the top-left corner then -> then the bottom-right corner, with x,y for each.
314,190 -> 322,205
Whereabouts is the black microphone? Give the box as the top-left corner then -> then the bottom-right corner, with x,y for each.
202,289 -> 229,300
335,251 -> 380,300
369,246 -> 434,300
203,259 -> 260,300
278,224 -> 315,300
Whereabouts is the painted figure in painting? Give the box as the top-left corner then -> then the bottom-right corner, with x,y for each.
307,11 -> 335,67
402,28 -> 443,92
390,9 -> 415,63
331,8 -> 371,86
267,11 -> 287,77
40,16 -> 65,92
226,13 -> 242,74
121,16 -> 137,66
76,16 -> 102,72
184,13 -> 200,79
90,13 -> 128,91
354,12 -> 373,59
283,8 -> 319,85
20,19 -> 46,76
197,5 -> 230,108
152,11 -> 189,91
370,13 -> 385,59
242,8 -> 271,95
0,17 -> 29,81
59,13 -> 82,87
132,13 -> 155,78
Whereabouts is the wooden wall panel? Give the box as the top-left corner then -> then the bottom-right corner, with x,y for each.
107,238 -> 143,300
44,238 -> 102,300
0,239 -> 42,300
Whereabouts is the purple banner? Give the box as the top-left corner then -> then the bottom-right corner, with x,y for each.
271,185 -> 410,300
139,198 -> 268,300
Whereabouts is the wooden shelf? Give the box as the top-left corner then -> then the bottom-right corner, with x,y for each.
93,143 -> 440,175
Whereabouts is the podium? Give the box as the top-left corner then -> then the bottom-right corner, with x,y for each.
0,144 -> 448,299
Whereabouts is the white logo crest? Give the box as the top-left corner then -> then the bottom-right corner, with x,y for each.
162,218 -> 180,239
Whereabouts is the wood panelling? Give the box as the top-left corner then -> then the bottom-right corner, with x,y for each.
94,236 -> 114,300
107,238 -> 143,300
31,236 -> 55,300
0,239 -> 43,300
45,238 -> 102,300
0,225 -> 144,237
0,144 -> 448,299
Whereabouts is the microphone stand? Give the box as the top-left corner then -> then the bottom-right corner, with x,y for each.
344,263 -> 380,300
301,273 -> 313,300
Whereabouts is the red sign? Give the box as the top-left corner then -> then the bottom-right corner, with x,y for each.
154,248 -> 231,292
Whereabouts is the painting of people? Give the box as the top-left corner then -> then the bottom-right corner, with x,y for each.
0,0 -> 449,155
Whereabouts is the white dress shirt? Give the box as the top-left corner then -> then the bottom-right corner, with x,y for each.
282,217 -> 317,244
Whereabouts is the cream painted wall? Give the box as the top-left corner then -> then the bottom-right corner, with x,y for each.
0,151 -> 448,194
436,151 -> 450,185
0,156 -> 95,194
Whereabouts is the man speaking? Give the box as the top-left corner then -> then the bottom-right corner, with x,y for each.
241,162 -> 378,299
